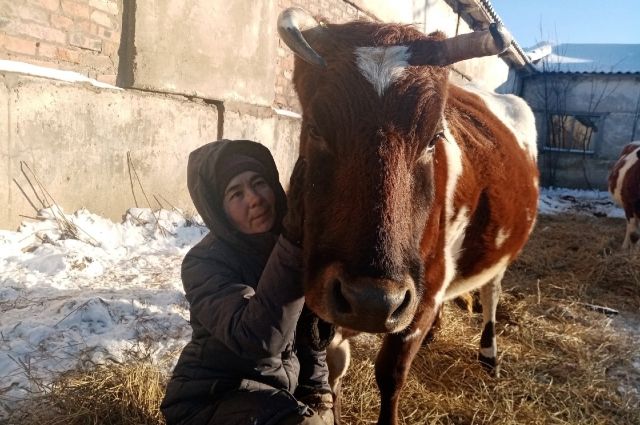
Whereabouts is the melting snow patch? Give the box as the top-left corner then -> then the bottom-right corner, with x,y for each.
0,206 -> 205,418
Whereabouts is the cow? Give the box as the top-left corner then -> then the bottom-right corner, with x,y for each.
608,141 -> 640,250
277,8 -> 539,424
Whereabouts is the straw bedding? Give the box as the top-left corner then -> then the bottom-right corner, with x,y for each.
10,214 -> 640,425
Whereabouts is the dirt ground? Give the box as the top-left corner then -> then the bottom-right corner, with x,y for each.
339,214 -> 640,424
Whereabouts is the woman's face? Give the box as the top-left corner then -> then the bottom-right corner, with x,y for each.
222,171 -> 276,234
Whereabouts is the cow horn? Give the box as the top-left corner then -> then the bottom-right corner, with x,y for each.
277,7 -> 327,68
409,23 -> 513,66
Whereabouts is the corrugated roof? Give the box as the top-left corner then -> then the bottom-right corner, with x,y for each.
528,43 -> 640,74
476,0 -> 534,70
445,0 -> 536,72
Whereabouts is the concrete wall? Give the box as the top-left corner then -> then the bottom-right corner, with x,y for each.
221,102 -> 301,179
351,0 -> 414,22
1,72 -> 218,230
522,73 -> 640,189
123,0 -> 277,106
0,70 -> 302,230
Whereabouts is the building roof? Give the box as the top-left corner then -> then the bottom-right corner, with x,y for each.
445,0 -> 536,73
526,43 -> 640,74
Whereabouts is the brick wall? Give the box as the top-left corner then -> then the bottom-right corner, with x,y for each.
274,0 -> 376,113
0,0 -> 121,84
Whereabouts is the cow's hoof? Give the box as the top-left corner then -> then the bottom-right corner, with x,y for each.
478,354 -> 500,378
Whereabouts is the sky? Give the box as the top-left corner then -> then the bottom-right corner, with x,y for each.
490,0 -> 640,48
0,188 -> 634,419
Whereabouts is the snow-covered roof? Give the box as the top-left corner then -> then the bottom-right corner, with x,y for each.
526,43 -> 640,74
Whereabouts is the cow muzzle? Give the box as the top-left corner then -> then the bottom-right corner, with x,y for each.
306,263 -> 418,333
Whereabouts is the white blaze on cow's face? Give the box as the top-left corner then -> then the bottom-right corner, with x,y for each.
355,46 -> 411,97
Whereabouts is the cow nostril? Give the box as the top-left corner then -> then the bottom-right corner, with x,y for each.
390,290 -> 411,321
332,279 -> 352,315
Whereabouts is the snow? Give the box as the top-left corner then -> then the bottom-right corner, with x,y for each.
0,207 -> 207,416
0,188 -> 631,417
539,187 -> 625,218
0,59 -> 120,90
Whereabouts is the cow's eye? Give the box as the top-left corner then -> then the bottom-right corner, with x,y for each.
307,123 -> 331,152
308,124 -> 321,140
428,131 -> 445,149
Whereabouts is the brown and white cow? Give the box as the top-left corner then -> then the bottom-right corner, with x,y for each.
608,141 -> 640,250
278,8 -> 539,424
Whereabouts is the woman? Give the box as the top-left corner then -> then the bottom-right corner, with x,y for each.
161,139 -> 334,425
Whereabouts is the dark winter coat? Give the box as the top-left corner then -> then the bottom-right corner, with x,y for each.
161,140 -> 330,422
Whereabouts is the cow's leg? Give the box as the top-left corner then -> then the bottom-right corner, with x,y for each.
623,218 -> 633,249
623,216 -> 639,250
375,306 -> 439,425
478,269 -> 504,377
326,328 -> 352,424
421,306 -> 442,345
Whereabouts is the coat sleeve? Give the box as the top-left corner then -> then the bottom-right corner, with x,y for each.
181,235 -> 305,359
294,345 -> 332,397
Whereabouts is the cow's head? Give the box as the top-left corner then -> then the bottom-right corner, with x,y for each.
278,8 -> 511,333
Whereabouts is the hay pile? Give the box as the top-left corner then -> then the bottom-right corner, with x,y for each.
8,361 -> 167,425
8,214 -> 640,424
